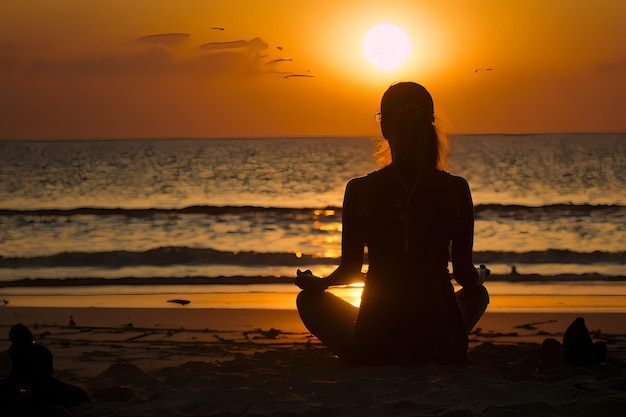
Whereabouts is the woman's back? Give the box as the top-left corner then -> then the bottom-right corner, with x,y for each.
355,167 -> 452,271
346,167 -> 468,364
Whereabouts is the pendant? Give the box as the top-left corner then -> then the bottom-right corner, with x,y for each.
391,167 -> 422,253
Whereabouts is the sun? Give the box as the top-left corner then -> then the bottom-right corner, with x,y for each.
362,23 -> 412,71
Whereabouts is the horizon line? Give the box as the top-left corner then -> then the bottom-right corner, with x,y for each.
1,131 -> 625,142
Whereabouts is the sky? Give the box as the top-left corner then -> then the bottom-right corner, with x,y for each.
1,0 -> 625,139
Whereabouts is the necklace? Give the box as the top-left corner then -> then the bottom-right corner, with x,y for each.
391,166 -> 422,253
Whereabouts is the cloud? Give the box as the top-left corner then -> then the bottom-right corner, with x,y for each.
0,33 -> 301,79
0,38 -> 177,76
199,37 -> 268,53
71,47 -> 174,75
134,33 -> 191,46
193,37 -> 270,76
594,52 -> 626,74
0,42 -> 21,69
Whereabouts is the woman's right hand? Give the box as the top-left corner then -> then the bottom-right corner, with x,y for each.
476,264 -> 490,285
295,269 -> 328,291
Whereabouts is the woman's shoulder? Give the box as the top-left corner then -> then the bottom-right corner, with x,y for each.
434,170 -> 470,190
344,168 -> 391,201
348,168 -> 470,190
435,171 -> 473,216
347,167 -> 390,186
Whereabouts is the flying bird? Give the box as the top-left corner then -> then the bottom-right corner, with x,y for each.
267,58 -> 293,64
284,73 -> 314,79
474,67 -> 493,73
211,27 -> 225,31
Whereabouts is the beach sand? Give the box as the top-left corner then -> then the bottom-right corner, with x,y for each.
1,307 -> 625,416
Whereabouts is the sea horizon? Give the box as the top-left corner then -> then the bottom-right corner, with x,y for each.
1,131 -> 625,141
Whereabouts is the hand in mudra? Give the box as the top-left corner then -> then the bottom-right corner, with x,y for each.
295,269 -> 328,291
477,264 -> 490,285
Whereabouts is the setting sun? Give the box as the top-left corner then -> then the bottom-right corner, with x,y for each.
362,23 -> 412,71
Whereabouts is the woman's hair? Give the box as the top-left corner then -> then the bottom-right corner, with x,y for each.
373,82 -> 449,171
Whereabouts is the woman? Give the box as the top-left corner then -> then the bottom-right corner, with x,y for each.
295,82 -> 489,365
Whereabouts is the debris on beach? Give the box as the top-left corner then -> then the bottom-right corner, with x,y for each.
244,328 -> 282,340
167,299 -> 191,306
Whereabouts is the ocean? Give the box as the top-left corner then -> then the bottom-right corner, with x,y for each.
1,134 -> 625,311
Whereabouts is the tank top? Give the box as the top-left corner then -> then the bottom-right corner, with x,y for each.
352,167 -> 468,364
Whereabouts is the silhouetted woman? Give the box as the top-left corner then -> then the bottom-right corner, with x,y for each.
295,82 -> 489,365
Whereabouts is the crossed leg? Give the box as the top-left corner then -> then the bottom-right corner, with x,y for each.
455,285 -> 490,333
297,284 -> 489,359
296,290 -> 359,360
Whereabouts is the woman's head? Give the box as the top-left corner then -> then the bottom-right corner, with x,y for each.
376,82 -> 448,171
381,82 -> 434,122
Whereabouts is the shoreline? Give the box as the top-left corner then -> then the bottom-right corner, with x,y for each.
2,280 -> 626,312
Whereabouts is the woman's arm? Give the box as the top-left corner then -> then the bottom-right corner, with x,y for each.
295,178 -> 366,290
326,178 -> 366,285
449,176 -> 481,287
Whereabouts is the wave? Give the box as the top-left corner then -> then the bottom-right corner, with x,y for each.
0,275 -> 296,288
0,203 -> 623,218
1,246 -> 624,269
0,205 -> 329,217
473,203 -> 625,215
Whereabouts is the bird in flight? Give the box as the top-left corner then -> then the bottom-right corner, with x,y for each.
267,58 -> 293,64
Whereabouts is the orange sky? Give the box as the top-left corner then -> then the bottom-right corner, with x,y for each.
1,0 -> 625,139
